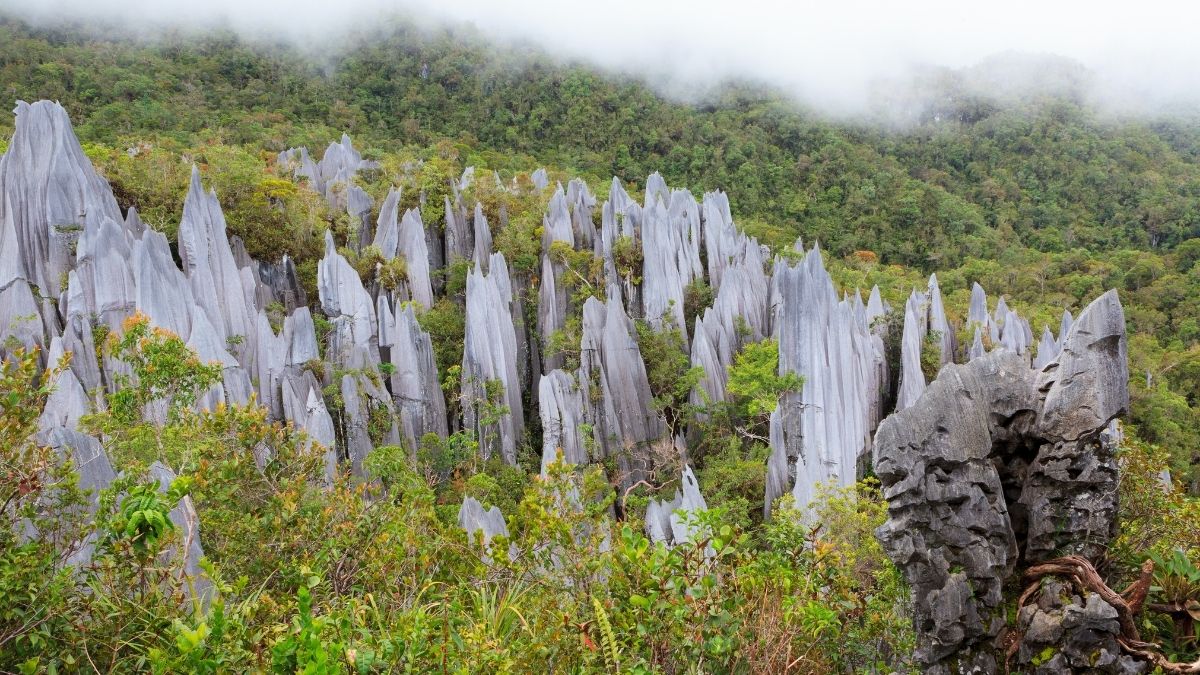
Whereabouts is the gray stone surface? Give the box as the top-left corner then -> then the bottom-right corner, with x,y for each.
461,254 -> 524,463
641,186 -> 703,337
397,207 -> 435,309
874,289 -> 1129,672
767,245 -> 886,515
644,465 -> 711,553
578,294 -> 667,490
38,426 -> 115,566
539,369 -> 588,471
1014,583 -> 1146,674
458,495 -> 510,545
379,297 -> 448,450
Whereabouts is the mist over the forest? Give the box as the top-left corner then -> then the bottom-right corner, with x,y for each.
7,0 -> 1200,118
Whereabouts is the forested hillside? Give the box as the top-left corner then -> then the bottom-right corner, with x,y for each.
1,12 -> 1199,673
3,15 -> 1196,485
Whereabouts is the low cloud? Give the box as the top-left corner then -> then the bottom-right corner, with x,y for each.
9,0 -> 1200,116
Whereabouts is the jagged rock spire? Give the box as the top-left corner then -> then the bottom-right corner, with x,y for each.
0,100 -> 122,299
641,187 -> 703,338
378,297 -> 447,449
462,253 -> 524,464
539,369 -> 588,472
874,289 -> 1129,671
472,202 -> 493,267
645,465 -> 711,551
578,294 -> 666,490
765,245 -> 886,515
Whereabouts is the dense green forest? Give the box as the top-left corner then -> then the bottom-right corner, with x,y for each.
2,13 -> 1200,672
2,14 -> 1196,485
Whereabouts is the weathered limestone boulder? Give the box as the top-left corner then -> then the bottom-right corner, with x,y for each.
1013,580 -> 1146,674
578,293 -> 667,490
874,290 -> 1129,673
539,369 -> 588,471
461,254 -> 524,464
765,246 -> 886,515
645,465 -> 710,550
530,168 -> 550,192
378,297 -> 447,449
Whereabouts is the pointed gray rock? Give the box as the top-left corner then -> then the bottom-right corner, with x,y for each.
895,288 -> 928,411
768,246 -> 886,515
641,186 -> 703,338
1032,326 -> 1059,370
875,289 -> 1129,670
147,462 -> 213,603
539,369 -> 588,472
379,297 -> 448,449
462,254 -> 524,463
472,203 -> 493,268
397,208 -> 434,309
458,495 -> 510,545
1036,290 -> 1129,443
578,294 -> 666,490
0,100 -> 122,300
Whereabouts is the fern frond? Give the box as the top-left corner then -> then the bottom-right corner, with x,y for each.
591,596 -> 620,673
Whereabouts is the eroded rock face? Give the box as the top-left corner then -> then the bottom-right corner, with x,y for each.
378,298 -> 448,450
458,495 -> 509,544
148,462 -> 214,604
766,245 -> 887,515
461,254 -> 524,464
874,290 -> 1129,673
644,465 -> 710,552
578,293 -> 667,491
1013,581 -> 1146,674
539,369 -> 588,471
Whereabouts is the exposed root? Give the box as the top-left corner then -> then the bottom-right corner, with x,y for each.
1015,555 -> 1200,673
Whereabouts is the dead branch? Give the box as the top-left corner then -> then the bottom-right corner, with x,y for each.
1019,555 -> 1200,673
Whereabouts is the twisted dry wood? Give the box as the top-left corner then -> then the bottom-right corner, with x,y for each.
1016,555 -> 1200,673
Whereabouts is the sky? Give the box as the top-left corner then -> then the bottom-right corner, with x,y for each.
9,0 -> 1200,114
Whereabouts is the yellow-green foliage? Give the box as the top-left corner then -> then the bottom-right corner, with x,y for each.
1,332 -> 918,672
